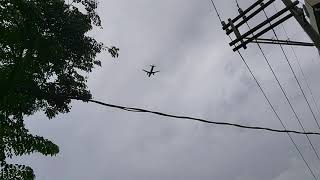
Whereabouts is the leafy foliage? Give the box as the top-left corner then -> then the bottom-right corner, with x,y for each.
0,114 -> 59,179
0,0 -> 116,179
107,46 -> 120,58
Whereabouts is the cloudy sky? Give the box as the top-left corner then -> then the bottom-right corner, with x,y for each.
14,0 -> 320,179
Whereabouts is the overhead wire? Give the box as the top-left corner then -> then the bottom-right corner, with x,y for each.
70,97 -> 320,136
261,7 -> 320,161
210,0 -> 319,179
272,3 -> 320,129
263,5 -> 320,132
263,4 -> 320,128
235,0 -> 320,163
242,0 -> 320,176
210,0 -> 223,22
250,6 -> 320,178
252,3 -> 319,179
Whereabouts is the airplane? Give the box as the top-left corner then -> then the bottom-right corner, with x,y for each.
143,65 -> 159,77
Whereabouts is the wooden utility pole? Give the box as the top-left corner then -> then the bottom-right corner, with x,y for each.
222,0 -> 320,53
281,0 -> 320,49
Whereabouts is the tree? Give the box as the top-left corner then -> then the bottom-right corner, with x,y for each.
0,0 -> 117,178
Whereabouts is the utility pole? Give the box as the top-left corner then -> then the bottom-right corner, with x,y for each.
281,0 -> 320,49
222,0 -> 320,53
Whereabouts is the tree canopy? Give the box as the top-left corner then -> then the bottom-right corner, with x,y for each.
0,0 -> 117,179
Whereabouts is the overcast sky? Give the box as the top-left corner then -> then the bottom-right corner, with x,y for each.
13,0 -> 320,179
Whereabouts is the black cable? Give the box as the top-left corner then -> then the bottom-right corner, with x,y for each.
71,97 -> 320,136
273,3 -> 320,130
263,8 -> 320,129
246,18 -> 320,180
244,3 -> 319,177
262,9 -> 320,161
293,49 -> 320,126
245,18 -> 319,180
235,0 -> 240,9
245,13 -> 320,162
209,0 -> 222,22
209,1 -> 319,179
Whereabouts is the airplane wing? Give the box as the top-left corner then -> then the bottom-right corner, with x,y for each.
153,71 -> 160,73
143,69 -> 149,73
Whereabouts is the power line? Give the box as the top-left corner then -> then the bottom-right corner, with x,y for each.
273,3 -> 320,130
243,1 -> 319,177
248,24 -> 320,180
292,49 -> 320,126
248,8 -> 320,176
241,4 -> 320,164
262,8 -> 320,131
209,1 -> 319,179
71,97 -> 320,136
243,14 -> 319,180
262,8 -> 320,161
233,41 -> 320,180
209,0 -> 222,22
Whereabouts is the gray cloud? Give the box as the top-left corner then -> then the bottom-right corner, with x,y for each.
12,0 -> 320,179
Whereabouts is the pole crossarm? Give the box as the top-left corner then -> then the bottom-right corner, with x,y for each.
222,0 -> 320,51
222,0 -> 264,30
233,13 -> 294,51
246,37 -> 315,46
226,0 -> 276,35
281,0 -> 320,49
229,1 -> 298,46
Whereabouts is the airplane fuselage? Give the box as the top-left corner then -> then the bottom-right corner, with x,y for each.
143,65 -> 158,77
150,66 -> 155,72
